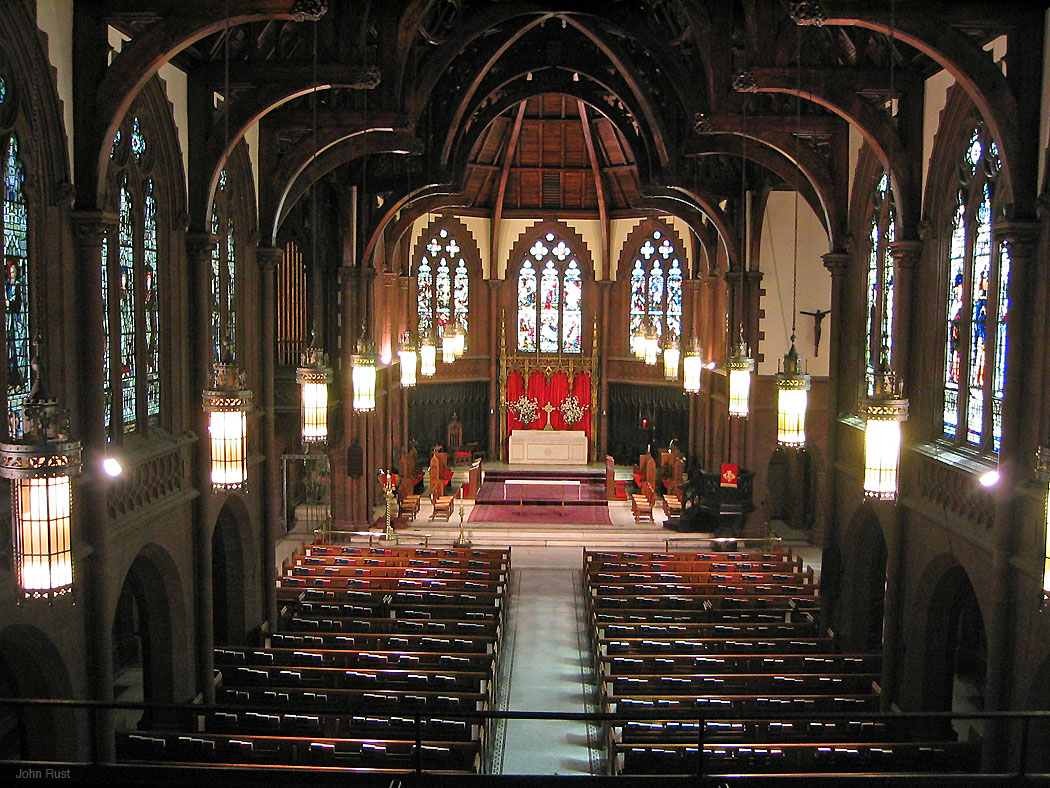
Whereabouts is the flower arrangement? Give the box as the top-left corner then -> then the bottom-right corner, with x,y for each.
560,395 -> 585,426
508,395 -> 539,425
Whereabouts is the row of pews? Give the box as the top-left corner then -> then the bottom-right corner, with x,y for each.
585,547 -> 979,776
117,542 -> 510,774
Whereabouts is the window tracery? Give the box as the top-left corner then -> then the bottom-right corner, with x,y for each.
416,224 -> 469,347
942,124 -> 1006,452
865,171 -> 896,393
517,231 -> 582,353
628,226 -> 683,352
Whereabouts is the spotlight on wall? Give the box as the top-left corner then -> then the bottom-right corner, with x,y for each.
978,469 -> 1000,488
102,457 -> 124,477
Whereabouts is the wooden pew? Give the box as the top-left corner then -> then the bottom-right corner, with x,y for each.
270,631 -> 497,654
598,636 -> 836,656
118,730 -> 482,772
611,740 -> 979,776
599,653 -> 881,676
602,672 -> 880,697
215,646 -> 494,672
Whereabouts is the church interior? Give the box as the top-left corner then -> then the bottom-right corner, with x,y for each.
1,0 -> 1050,783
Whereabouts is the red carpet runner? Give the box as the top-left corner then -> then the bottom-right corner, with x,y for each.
467,503 -> 613,525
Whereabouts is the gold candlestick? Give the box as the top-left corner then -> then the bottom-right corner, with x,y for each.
378,468 -> 397,543
454,502 -> 471,548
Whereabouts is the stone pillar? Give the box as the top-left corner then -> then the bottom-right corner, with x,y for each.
70,211 -> 117,761
488,280 -> 502,460
817,251 -> 850,547
255,245 -> 282,628
887,241 -> 922,390
185,233 -> 218,703
598,281 -> 613,460
981,222 -> 1042,770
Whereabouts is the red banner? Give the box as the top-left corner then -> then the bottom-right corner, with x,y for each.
720,463 -> 739,488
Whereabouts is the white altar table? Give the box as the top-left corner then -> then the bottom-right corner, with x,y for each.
508,429 -> 588,465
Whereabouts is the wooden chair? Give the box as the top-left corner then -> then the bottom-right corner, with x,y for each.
663,494 -> 682,518
429,453 -> 447,498
399,494 -> 421,521
429,492 -> 454,521
632,482 -> 655,522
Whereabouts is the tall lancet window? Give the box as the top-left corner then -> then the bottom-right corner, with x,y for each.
517,231 -> 582,353
104,115 -> 164,435
942,123 -> 1006,451
3,132 -> 30,428
211,169 -> 237,362
865,171 -> 896,394
628,227 -> 683,350
416,225 -> 469,346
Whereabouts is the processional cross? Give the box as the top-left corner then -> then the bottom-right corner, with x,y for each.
541,401 -> 556,429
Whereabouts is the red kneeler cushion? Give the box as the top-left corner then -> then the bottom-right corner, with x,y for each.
614,480 -> 627,500
455,451 -> 472,461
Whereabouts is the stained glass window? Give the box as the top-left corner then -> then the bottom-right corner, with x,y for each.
942,123 -> 1006,453
865,171 -> 896,394
627,226 -> 684,353
416,225 -> 470,349
102,115 -> 166,435
118,183 -> 136,432
211,169 -> 237,362
143,179 -> 160,425
516,230 -> 582,353
4,134 -> 30,430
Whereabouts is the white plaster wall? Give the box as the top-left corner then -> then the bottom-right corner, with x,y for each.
496,218 -> 537,279
609,217 -> 641,281
561,218 -> 602,279
923,35 -> 1007,214
106,26 -> 190,201
756,191 -> 830,377
848,124 -> 862,208
36,0 -> 73,176
243,121 -> 259,210
458,215 -> 491,277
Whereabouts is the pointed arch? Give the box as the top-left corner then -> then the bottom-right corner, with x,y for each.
617,218 -> 690,357
505,221 -> 597,355
409,216 -> 483,349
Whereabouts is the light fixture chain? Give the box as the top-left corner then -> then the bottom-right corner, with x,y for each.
792,22 -> 801,339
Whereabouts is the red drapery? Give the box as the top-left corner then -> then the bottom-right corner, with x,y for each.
506,371 -> 591,438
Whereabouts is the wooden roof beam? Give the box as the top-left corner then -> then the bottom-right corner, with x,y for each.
490,102 -> 527,273
578,101 -> 611,280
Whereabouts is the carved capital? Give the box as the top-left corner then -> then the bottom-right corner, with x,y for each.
994,221 -> 1042,264
256,245 -> 283,271
69,210 -> 117,248
821,251 -> 850,277
382,272 -> 399,289
54,180 -> 75,208
290,0 -> 327,22
185,233 -> 218,265
887,240 -> 923,270
398,275 -> 413,290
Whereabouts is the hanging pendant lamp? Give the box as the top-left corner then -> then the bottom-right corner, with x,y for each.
859,345 -> 908,500
727,327 -> 755,418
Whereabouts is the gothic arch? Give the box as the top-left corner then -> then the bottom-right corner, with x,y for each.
837,503 -> 888,653
615,217 -> 691,357
112,542 -> 191,714
0,624 -> 75,760
909,555 -> 988,714
1023,650 -> 1050,772
503,220 -> 598,355
212,499 -> 251,646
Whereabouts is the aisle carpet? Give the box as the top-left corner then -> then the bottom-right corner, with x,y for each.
468,503 -> 612,525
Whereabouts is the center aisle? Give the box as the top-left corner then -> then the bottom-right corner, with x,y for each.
495,567 -> 600,775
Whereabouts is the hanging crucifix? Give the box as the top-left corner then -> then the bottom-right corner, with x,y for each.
800,308 -> 830,357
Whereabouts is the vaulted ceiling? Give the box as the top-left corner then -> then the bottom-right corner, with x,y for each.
88,0 -> 1040,262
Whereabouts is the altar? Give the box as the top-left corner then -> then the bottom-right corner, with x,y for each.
508,429 -> 588,465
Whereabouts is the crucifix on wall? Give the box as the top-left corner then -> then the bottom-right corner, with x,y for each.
800,308 -> 830,357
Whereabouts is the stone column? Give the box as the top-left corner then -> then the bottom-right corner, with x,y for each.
488,280 -> 502,460
981,222 -> 1042,770
817,252 -> 850,547
598,281 -> 613,460
887,241 -> 922,390
185,232 -> 218,703
255,245 -> 282,628
70,211 -> 117,761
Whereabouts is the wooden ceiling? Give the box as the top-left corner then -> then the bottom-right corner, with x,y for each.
461,93 -> 639,215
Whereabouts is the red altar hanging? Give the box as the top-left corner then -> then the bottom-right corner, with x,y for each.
505,369 -> 591,438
